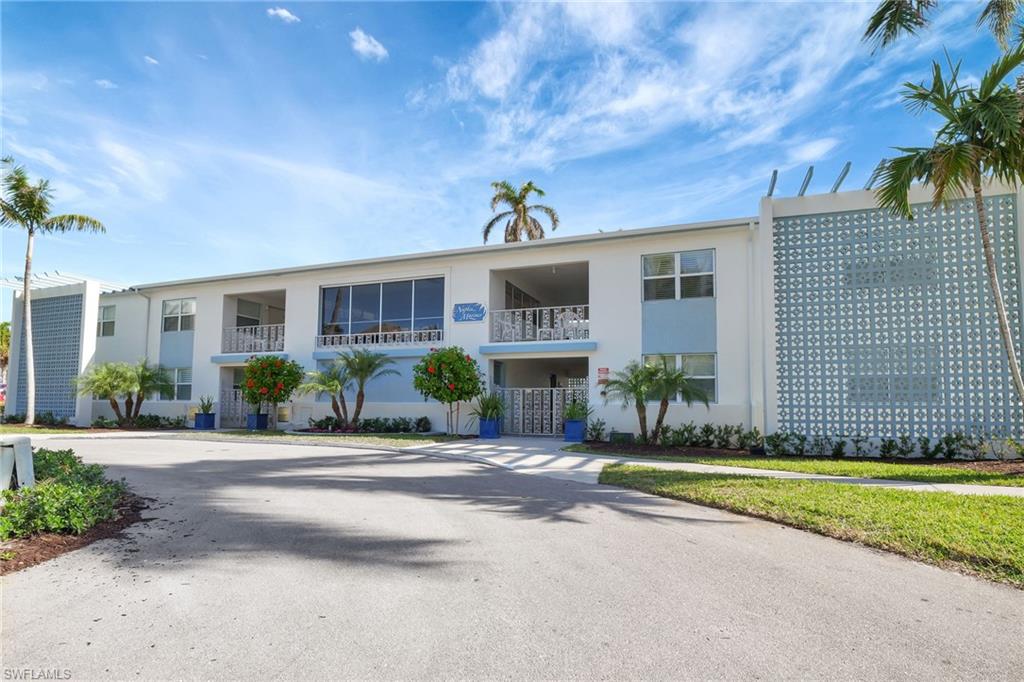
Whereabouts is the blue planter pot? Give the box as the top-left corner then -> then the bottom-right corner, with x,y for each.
479,417 -> 500,439
247,413 -> 269,431
194,413 -> 216,430
564,419 -> 586,442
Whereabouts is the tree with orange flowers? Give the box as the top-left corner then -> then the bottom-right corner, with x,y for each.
241,355 -> 304,418
412,347 -> 483,434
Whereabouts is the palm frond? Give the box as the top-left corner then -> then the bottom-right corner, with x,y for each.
979,44 -> 1024,98
528,204 -> 559,232
874,149 -> 935,219
482,211 -> 513,243
978,0 -> 1022,49
864,0 -> 935,50
42,213 -> 106,233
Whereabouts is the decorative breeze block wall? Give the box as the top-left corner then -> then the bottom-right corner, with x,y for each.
14,294 -> 84,419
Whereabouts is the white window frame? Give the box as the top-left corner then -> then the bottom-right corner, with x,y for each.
162,298 -> 196,332
643,353 -> 718,404
160,368 -> 193,401
97,305 -> 116,337
642,249 -> 716,301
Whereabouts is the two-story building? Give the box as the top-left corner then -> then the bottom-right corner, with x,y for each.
6,181 -> 1024,440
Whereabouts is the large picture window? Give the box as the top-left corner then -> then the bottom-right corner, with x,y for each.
642,249 -> 715,301
320,277 -> 444,336
162,298 -> 196,332
643,353 -> 717,403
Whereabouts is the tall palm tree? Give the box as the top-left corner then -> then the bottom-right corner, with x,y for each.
336,348 -> 398,423
1,158 -> 105,425
602,360 -> 661,443
875,48 -> 1024,415
648,359 -> 710,445
298,361 -> 352,425
483,180 -> 559,243
864,0 -> 1022,50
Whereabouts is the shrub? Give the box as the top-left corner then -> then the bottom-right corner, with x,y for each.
0,448 -> 125,539
305,415 -> 433,434
736,427 -> 763,451
415,416 -> 432,433
879,438 -> 899,458
471,394 -> 506,421
896,435 -> 915,459
563,400 -> 591,422
91,415 -> 119,429
586,418 -> 607,442
132,414 -> 187,430
695,423 -> 716,448
713,424 -> 737,449
831,438 -> 847,458
34,411 -> 68,427
412,347 -> 483,434
2,413 -> 26,424
241,355 -> 304,415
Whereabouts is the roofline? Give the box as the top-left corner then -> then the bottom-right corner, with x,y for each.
131,215 -> 753,291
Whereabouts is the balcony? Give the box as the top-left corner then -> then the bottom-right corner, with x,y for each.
222,324 -> 286,353
490,305 -> 589,342
316,328 -> 444,349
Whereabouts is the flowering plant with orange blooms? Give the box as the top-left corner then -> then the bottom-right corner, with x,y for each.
412,346 -> 483,434
241,355 -> 304,415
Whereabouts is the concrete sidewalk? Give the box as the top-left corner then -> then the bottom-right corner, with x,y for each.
403,437 -> 1024,496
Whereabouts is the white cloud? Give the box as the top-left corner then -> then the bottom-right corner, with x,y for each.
5,140 -> 70,174
266,7 -> 300,24
787,138 -> 840,165
144,55 -> 159,65
94,79 -> 118,89
349,27 -> 388,62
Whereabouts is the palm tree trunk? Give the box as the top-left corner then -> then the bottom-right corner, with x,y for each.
22,229 -> 35,426
972,180 -> 1024,415
133,391 -> 145,420
339,392 -> 349,424
652,399 -> 670,444
330,395 -> 343,422
353,388 -> 365,423
636,402 -> 649,443
124,395 -> 134,425
108,397 -> 124,424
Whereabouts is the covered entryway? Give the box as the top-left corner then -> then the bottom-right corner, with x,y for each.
219,367 -> 278,429
492,357 -> 589,436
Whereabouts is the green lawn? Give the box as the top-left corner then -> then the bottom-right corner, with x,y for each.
600,464 -> 1024,588
565,445 -> 1024,487
175,430 -> 460,448
0,424 -> 88,435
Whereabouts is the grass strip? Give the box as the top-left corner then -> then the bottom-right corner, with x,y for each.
600,463 -> 1024,588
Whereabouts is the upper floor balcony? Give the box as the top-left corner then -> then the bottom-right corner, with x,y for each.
316,276 -> 445,350
221,289 -> 286,353
488,261 -> 589,344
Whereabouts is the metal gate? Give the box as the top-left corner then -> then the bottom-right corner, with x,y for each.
495,387 -> 588,436
219,389 -> 277,429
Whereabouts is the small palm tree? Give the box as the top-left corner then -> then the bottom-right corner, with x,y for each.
648,359 -> 710,444
602,361 -> 661,443
75,362 -> 136,425
1,157 -> 105,425
298,362 -> 352,425
875,48 -> 1024,415
483,180 -> 559,243
130,360 -> 174,423
864,0 -> 1022,50
336,349 -> 398,423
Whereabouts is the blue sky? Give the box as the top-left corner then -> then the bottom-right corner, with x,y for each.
0,1 -> 1005,320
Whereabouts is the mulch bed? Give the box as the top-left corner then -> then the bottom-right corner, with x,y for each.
578,441 -> 1024,475
0,494 -> 150,576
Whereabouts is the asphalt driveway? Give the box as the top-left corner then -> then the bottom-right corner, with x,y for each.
3,437 -> 1023,680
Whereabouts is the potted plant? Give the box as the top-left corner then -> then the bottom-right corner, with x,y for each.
194,395 -> 216,430
240,355 -> 304,431
471,393 -> 505,439
562,400 -> 590,443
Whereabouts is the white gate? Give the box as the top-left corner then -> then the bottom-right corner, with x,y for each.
219,389 -> 278,429
495,387 -> 588,436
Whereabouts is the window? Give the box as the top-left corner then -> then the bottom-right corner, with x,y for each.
236,299 -> 261,328
160,368 -> 192,401
320,277 -> 445,336
162,298 -> 196,332
642,249 -> 715,300
97,305 -> 116,337
504,281 -> 540,310
643,353 -> 717,403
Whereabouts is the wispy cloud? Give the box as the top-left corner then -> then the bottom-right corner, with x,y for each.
144,55 -> 159,65
94,79 -> 118,89
349,27 -> 388,62
266,7 -> 300,24
5,139 -> 70,174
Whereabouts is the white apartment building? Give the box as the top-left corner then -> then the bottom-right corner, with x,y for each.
6,182 -> 1024,439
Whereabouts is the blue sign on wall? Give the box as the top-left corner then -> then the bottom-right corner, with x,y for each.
453,302 -> 486,322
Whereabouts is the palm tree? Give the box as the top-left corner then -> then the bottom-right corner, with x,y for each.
1,158 -> 105,426
875,48 -> 1024,415
336,349 -> 398,423
648,359 -> 710,445
75,362 -> 136,424
864,0 -> 1022,50
298,362 -> 352,425
602,360 -> 661,443
130,360 -> 174,423
482,180 -> 559,243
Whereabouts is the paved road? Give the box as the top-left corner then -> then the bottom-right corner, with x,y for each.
4,438 -> 1023,680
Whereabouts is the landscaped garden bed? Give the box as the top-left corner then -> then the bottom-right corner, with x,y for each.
0,448 -> 145,574
599,464 -> 1024,588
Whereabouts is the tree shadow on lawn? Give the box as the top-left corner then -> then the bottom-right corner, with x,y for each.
94,449 -> 738,574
